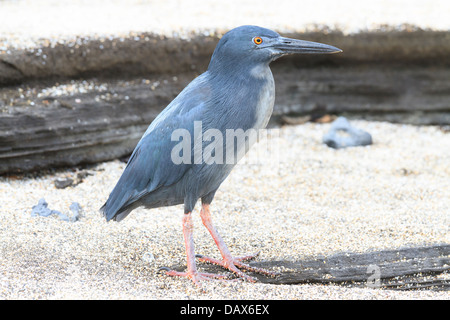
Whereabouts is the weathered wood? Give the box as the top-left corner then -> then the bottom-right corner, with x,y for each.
0,33 -> 217,86
0,76 -> 188,173
190,244 -> 450,291
271,66 -> 450,125
1,65 -> 450,174
1,30 -> 450,86
1,30 -> 450,174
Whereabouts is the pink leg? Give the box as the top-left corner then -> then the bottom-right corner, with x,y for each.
159,212 -> 233,286
197,204 -> 279,280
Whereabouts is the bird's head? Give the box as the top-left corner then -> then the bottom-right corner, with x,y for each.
208,25 -> 342,72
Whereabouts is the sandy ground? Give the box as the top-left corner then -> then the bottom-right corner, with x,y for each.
0,0 -> 449,301
1,120 -> 449,299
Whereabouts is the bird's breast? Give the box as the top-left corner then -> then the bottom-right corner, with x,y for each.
251,67 -> 275,130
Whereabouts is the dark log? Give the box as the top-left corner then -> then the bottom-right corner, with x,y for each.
1,30 -> 450,174
193,244 -> 450,291
0,76 -> 189,173
1,30 -> 450,86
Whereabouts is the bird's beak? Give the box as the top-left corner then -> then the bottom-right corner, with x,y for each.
272,37 -> 342,54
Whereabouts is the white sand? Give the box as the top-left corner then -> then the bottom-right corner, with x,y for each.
0,0 -> 449,49
1,120 -> 449,299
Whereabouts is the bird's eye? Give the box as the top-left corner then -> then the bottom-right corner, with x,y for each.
253,37 -> 263,45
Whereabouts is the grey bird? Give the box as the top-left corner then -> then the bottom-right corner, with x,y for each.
101,25 -> 341,285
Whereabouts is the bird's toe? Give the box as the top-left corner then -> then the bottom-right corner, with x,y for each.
196,253 -> 279,279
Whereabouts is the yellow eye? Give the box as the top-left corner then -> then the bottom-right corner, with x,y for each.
253,37 -> 263,45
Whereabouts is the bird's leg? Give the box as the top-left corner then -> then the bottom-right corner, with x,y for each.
159,211 -> 234,286
197,204 -> 279,280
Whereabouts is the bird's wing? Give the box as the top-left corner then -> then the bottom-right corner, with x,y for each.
101,75 -> 210,221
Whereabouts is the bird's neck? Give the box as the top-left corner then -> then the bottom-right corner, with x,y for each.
207,61 -> 272,87
248,64 -> 273,81
203,61 -> 275,132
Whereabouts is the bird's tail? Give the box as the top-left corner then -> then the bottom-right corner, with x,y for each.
99,181 -> 136,222
99,201 -> 113,221
100,198 -> 135,222
99,200 -> 119,222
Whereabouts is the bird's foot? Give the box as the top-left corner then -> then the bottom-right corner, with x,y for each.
158,267 -> 236,286
195,252 -> 280,281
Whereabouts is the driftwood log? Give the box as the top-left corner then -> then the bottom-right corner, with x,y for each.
179,244 -> 450,291
1,30 -> 450,174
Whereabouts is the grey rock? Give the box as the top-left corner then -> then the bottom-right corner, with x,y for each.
31,198 -> 68,220
54,177 -> 74,189
69,202 -> 82,222
31,198 -> 55,217
31,198 -> 80,222
323,117 -> 372,149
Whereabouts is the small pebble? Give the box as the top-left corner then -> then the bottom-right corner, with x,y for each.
54,177 -> 74,189
323,117 -> 372,149
31,198 -> 70,221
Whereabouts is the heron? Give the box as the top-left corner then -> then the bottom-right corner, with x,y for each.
101,25 -> 342,285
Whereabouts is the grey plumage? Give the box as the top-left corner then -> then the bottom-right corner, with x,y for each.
100,25 -> 341,284
101,26 -> 281,221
